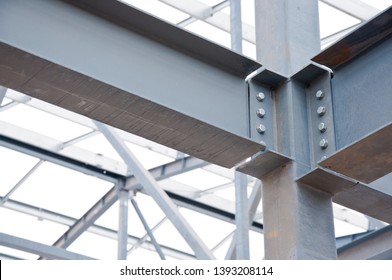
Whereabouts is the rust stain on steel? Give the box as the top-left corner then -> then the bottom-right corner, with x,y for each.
313,6 -> 392,70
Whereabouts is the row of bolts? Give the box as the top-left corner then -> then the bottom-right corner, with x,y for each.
255,90 -> 329,149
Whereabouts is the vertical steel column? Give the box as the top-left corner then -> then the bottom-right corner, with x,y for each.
254,0 -> 337,259
230,0 -> 248,259
255,0 -> 320,76
226,180 -> 262,259
0,86 -> 6,104
234,172 -> 249,259
230,0 -> 243,53
262,163 -> 336,259
117,189 -> 129,260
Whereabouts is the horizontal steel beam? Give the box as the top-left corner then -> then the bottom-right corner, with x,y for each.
0,233 -> 95,260
320,123 -> 392,183
0,134 -> 121,183
298,167 -> 392,225
0,196 -> 195,259
314,6 -> 392,70
313,7 -> 392,149
159,0 -> 256,44
0,252 -> 23,260
0,0 -> 264,168
338,226 -> 392,260
50,156 -> 207,250
0,119 -> 128,176
5,90 -> 237,179
320,0 -> 380,21
0,131 -> 261,235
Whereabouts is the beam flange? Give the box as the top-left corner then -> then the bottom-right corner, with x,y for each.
236,150 -> 292,178
320,0 -> 380,21
313,6 -> 392,70
298,167 -> 392,224
1,196 -> 195,259
319,122 -> 392,184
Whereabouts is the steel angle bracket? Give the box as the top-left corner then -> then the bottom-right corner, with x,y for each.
292,62 -> 336,168
247,68 -> 286,148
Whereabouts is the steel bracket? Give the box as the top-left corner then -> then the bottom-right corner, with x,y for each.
292,63 -> 336,168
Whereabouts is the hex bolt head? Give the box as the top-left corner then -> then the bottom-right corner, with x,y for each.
318,122 -> 327,133
316,90 -> 324,100
256,108 -> 266,118
320,139 -> 329,149
256,124 -> 266,134
317,106 -> 326,116
256,92 -> 265,101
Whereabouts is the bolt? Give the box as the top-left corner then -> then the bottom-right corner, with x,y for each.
256,108 -> 266,118
256,92 -> 265,101
318,122 -> 327,132
317,106 -> 326,116
316,90 -> 324,100
256,124 -> 266,134
320,139 -> 328,149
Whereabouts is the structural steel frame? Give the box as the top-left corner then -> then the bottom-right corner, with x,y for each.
1,0 -> 392,259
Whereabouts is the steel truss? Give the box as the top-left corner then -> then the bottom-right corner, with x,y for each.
1,0 -> 392,260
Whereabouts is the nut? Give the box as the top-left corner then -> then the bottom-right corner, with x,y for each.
256,124 -> 266,134
320,139 -> 328,149
256,92 -> 265,101
316,90 -> 324,100
317,106 -> 326,116
256,108 -> 266,118
318,122 -> 327,133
